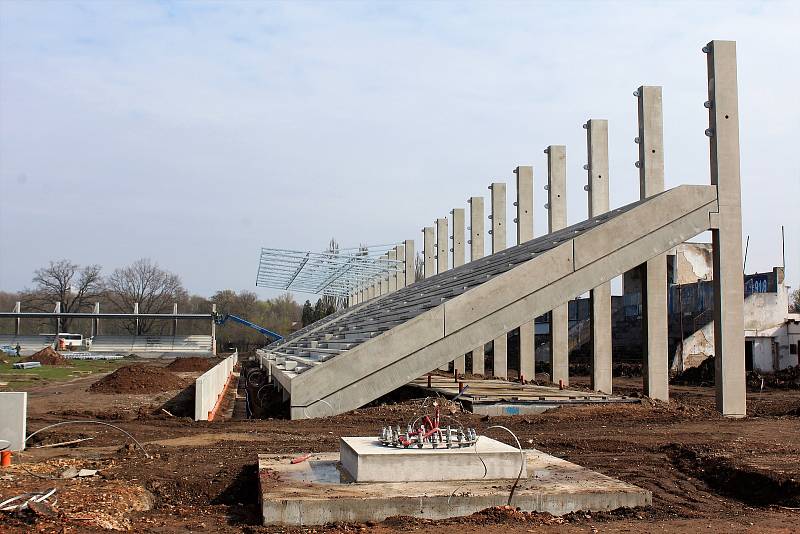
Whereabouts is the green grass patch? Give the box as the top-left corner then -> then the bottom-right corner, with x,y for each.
0,357 -> 131,391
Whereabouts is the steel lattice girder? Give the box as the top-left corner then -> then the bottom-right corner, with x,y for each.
256,244 -> 404,297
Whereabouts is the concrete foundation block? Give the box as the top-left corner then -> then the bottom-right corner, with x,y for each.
259,449 -> 651,525
340,436 -> 526,482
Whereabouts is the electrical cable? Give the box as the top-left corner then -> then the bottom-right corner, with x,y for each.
485,425 -> 525,506
25,420 -> 150,458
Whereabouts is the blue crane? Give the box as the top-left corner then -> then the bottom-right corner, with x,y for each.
212,313 -> 283,342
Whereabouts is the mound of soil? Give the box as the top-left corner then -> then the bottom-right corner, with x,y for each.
23,346 -> 72,366
88,365 -> 185,394
672,356 -> 715,386
166,357 -> 216,372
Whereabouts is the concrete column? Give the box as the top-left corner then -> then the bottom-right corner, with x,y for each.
515,166 -> 535,381
404,239 -> 415,286
368,282 -> 376,300
92,302 -> 100,337
13,301 -> 20,336
436,217 -> 450,370
436,218 -> 448,274
586,119 -> 613,394
423,226 -> 435,279
546,145 -> 569,386
451,208 -> 466,374
636,85 -> 668,402
451,208 -> 465,268
490,182 -> 507,378
388,250 -> 397,293
211,303 -> 217,355
54,301 -> 61,334
468,196 -> 486,375
396,244 -> 406,289
133,302 -> 140,336
705,40 -> 746,417
172,302 -> 178,336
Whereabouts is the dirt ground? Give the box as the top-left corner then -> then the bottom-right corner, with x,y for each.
2,360 -> 799,533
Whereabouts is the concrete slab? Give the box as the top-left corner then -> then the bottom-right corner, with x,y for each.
259,450 -> 651,525
340,436 -> 526,482
409,376 -> 639,415
0,392 -> 27,451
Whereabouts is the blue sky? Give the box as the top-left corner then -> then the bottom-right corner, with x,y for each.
1,1 -> 798,298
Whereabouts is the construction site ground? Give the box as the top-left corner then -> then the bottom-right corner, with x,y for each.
1,357 -> 799,533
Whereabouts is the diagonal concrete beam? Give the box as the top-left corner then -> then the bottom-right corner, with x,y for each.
290,185 -> 718,417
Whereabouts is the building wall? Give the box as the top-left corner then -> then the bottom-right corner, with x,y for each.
671,243 -> 713,284
751,337 -> 775,373
673,289 -> 793,374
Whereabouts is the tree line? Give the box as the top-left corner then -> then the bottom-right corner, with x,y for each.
0,258 -> 319,350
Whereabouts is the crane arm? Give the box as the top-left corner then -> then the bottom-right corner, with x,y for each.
213,313 -> 283,342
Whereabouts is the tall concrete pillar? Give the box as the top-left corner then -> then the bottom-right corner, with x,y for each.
54,301 -> 61,334
451,208 -> 466,373
586,120 -> 613,393
423,226 -> 435,279
436,217 -> 450,370
211,303 -> 217,355
396,244 -> 406,289
172,302 -> 178,336
468,196 -> 486,375
451,208 -> 465,268
388,249 -> 397,293
490,182 -> 507,378
436,218 -> 448,274
133,302 -> 140,336
546,145 -> 569,386
636,85 -> 668,402
705,40 -> 746,417
515,166 -> 535,381
404,239 -> 416,286
368,282 -> 376,300
91,301 -> 100,337
13,301 -> 20,336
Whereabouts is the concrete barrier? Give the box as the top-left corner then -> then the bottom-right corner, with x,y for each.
0,392 -> 27,451
194,351 -> 238,421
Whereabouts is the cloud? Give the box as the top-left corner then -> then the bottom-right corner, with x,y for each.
1,0 -> 798,296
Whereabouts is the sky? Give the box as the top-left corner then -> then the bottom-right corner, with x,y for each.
0,0 -> 798,300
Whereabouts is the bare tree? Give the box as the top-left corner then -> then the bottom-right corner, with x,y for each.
791,288 -> 800,313
21,260 -> 103,331
105,259 -> 187,334
414,251 -> 425,282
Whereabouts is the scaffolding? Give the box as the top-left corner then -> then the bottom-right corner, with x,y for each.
255,244 -> 404,297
